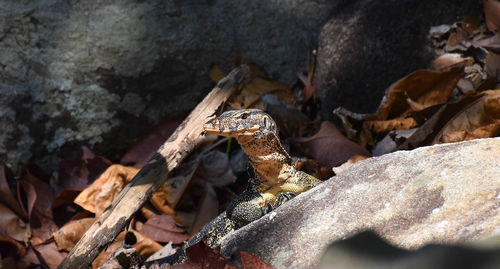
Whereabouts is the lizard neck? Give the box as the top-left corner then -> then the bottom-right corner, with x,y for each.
236,131 -> 292,187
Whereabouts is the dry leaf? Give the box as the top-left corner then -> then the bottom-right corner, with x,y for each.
485,51 -> 500,81
460,12 -> 481,35
483,0 -> 500,33
33,242 -> 66,269
0,164 -> 27,219
58,146 -> 112,190
240,251 -> 273,269
397,91 -> 483,150
433,89 -> 500,143
228,77 -> 294,109
138,214 -> 189,244
377,69 -> 464,120
209,65 -> 226,83
431,53 -> 473,72
292,121 -> 370,169
445,30 -> 469,52
181,241 -> 228,269
332,155 -> 369,175
0,200 -> 30,244
74,164 -> 138,216
120,119 -> 182,169
92,230 -> 162,268
53,217 -> 95,252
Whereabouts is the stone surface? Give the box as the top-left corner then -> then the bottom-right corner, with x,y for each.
220,138 -> 500,268
313,0 -> 477,119
0,0 -> 340,173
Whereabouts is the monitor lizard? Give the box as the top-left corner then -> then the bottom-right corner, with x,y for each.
146,109 -> 322,266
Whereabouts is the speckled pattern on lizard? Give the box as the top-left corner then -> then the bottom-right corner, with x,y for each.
147,109 -> 322,266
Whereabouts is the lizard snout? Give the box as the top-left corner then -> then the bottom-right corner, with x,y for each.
203,118 -> 223,134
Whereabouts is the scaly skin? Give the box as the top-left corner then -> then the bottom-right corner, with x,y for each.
147,109 -> 321,266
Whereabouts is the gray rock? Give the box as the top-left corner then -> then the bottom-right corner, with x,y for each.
0,0 -> 341,173
220,138 -> 500,268
313,0 -> 477,119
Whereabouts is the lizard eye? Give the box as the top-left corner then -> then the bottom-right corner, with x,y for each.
263,116 -> 270,129
241,113 -> 249,119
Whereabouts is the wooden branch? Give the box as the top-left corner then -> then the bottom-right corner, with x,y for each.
58,65 -> 253,269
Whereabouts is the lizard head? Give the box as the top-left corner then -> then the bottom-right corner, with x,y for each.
203,109 -> 278,138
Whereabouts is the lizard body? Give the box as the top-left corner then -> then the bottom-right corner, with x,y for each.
147,109 -> 321,266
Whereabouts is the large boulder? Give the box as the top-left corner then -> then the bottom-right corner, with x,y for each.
0,0 -> 341,173
221,138 -> 500,268
313,0 -> 477,119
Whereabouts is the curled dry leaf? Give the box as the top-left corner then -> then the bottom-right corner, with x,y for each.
292,121 -> 370,169
433,89 -> 500,144
74,164 -> 138,216
53,217 -> 95,252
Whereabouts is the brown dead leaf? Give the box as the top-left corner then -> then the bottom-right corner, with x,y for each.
483,0 -> 500,33
377,69 -> 464,120
209,65 -> 226,83
364,116 -> 419,134
92,230 -> 162,268
0,164 -> 26,219
486,51 -> 500,81
228,77 -> 294,110
151,155 -> 201,214
0,198 -> 30,244
266,102 -> 315,138
292,121 -> 370,169
445,29 -> 469,52
240,251 -> 273,269
397,91 -> 483,150
431,53 -> 473,72
460,12 -> 481,35
473,32 -> 500,53
433,89 -> 500,143
74,164 -> 138,216
121,119 -> 182,169
53,217 -> 95,252
33,242 -> 66,269
294,159 -> 333,180
58,146 -> 112,190
332,155 -> 369,175
138,214 -> 189,244
0,230 -> 26,257
179,241 -> 228,269
20,167 -> 58,242
188,188 -> 219,234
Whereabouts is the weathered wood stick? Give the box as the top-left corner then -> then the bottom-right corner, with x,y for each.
58,65 -> 253,269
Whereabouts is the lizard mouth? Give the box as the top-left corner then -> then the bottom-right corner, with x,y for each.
203,118 -> 259,137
